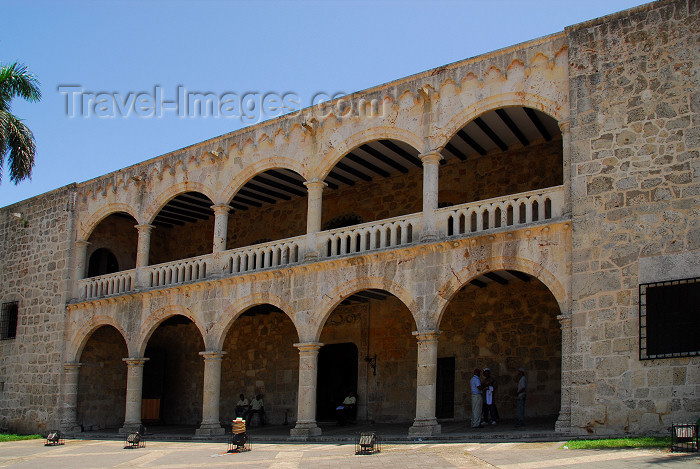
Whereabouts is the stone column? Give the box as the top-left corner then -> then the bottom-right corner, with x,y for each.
196,351 -> 226,436
120,358 -> 149,433
420,151 -> 443,242
290,342 -> 323,437
303,179 -> 327,261
559,120 -> 572,217
409,330 -> 442,436
134,224 -> 154,288
72,240 -> 90,299
211,204 -> 231,253
61,362 -> 82,433
555,314 -> 572,433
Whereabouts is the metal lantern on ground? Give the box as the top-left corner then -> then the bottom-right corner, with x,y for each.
228,418 -> 251,453
355,432 -> 381,455
124,424 -> 146,449
45,431 -> 64,446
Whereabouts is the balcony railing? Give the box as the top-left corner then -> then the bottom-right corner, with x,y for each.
223,235 -> 305,274
75,186 -> 565,301
317,213 -> 422,259
436,186 -> 564,237
80,269 -> 135,300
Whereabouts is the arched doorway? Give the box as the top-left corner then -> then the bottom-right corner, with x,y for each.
142,315 -> 204,427
77,325 -> 127,430
438,269 -> 562,425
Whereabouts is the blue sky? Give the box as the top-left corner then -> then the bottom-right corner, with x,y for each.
2,0 -> 649,208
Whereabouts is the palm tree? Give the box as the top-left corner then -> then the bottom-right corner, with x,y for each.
0,62 -> 41,184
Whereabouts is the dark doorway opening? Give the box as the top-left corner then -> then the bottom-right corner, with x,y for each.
88,248 -> 119,277
316,342 -> 358,421
436,357 -> 455,419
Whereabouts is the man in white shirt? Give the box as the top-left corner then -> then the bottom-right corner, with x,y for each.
516,368 -> 527,427
470,369 -> 484,428
235,393 -> 250,419
248,394 -> 265,425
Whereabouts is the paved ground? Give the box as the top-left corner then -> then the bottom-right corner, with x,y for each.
0,438 -> 698,469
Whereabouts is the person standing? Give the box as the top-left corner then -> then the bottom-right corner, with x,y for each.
482,367 -> 498,424
470,368 -> 483,428
515,368 -> 527,427
249,394 -> 266,425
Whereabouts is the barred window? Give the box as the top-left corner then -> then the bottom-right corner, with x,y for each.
0,302 -> 18,340
640,278 -> 700,359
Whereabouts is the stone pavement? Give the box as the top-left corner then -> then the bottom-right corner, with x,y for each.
0,438 -> 698,469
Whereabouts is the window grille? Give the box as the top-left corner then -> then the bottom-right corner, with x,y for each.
639,277 -> 700,359
0,302 -> 18,340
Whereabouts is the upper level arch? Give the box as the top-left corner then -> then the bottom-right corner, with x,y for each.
434,92 -> 566,153
221,157 -> 309,206
143,181 -> 217,226
79,203 -> 140,241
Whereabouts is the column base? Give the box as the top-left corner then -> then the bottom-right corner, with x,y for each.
409,418 -> 442,436
119,422 -> 143,434
195,423 -> 225,436
289,421 -> 322,438
555,408 -> 572,433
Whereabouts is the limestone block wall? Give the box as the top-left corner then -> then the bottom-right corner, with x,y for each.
77,326 -> 127,430
220,311 -> 299,425
439,278 -> 562,421
567,0 -> 700,434
0,186 -> 74,433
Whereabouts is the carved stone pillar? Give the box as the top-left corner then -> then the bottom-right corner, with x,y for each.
196,351 -> 226,436
420,151 -> 443,242
120,358 -> 148,433
290,342 -> 323,437
303,179 -> 327,261
72,240 -> 90,299
409,330 -> 442,436
559,120 -> 572,217
134,224 -> 154,288
555,314 -> 572,433
211,204 -> 231,253
61,362 -> 82,432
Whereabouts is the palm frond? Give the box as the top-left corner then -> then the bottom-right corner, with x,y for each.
0,62 -> 42,106
2,113 -> 36,184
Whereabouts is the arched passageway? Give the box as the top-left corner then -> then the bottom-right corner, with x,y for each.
438,270 -> 562,425
85,212 -> 138,277
220,305 -> 299,425
77,325 -> 127,430
319,289 -> 417,423
142,315 -> 205,425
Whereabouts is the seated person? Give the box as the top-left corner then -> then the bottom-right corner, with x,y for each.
335,391 -> 356,425
248,394 -> 266,425
235,393 -> 250,419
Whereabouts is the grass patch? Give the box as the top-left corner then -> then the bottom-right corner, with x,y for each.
0,434 -> 43,442
564,436 -> 671,449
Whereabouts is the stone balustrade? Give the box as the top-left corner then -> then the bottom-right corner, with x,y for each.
146,254 -> 211,288
437,186 -> 564,237
317,213 -> 422,259
223,235 -> 305,274
75,187 -> 565,301
79,269 -> 135,300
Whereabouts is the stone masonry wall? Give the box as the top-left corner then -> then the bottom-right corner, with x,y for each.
439,277 -> 562,422
567,0 -> 700,434
77,326 -> 127,430
0,186 -> 73,433
221,311 -> 299,425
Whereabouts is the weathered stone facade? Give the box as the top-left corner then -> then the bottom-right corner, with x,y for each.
0,0 -> 697,437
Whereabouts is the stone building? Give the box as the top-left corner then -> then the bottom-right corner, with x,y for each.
0,0 -> 698,437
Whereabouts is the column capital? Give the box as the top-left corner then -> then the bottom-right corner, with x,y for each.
199,350 -> 227,360
558,120 -> 571,133
557,314 -> 572,328
210,204 -> 231,214
123,357 -> 149,367
303,179 -> 327,192
293,342 -> 324,354
135,224 -> 155,233
419,151 -> 443,165
63,362 -> 82,372
75,239 -> 90,248
412,330 -> 442,342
